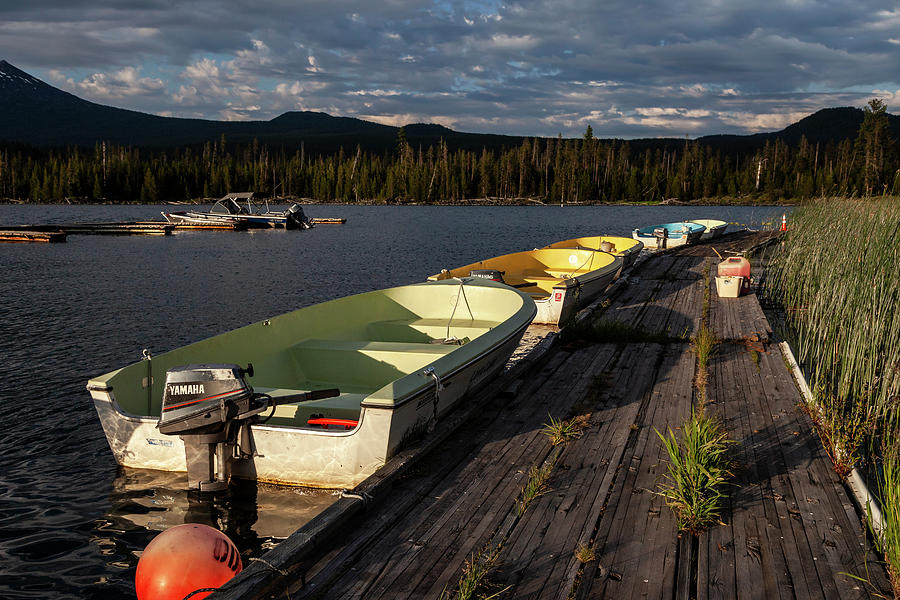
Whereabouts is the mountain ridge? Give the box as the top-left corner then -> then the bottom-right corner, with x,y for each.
1,59 -> 897,154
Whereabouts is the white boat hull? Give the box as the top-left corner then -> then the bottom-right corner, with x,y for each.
88,315 -> 528,489
532,264 -> 621,324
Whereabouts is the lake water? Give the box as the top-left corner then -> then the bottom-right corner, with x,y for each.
0,203 -> 785,598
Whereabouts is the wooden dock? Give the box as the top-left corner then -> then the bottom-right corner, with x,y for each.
0,221 -> 174,236
0,229 -> 67,243
213,229 -> 890,600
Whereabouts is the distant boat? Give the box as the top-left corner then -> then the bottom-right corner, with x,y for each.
689,219 -> 728,239
632,222 -> 705,250
162,192 -> 313,229
542,236 -> 644,270
87,278 -> 535,490
429,248 -> 622,325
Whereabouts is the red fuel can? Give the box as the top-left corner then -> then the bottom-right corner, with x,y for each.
717,257 -> 750,279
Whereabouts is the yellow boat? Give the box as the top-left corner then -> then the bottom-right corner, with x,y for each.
429,248 -> 622,325
543,236 -> 644,270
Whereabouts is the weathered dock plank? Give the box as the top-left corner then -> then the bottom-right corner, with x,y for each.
579,342 -> 694,599
701,342 -> 890,599
491,343 -> 656,599
293,347 -> 598,598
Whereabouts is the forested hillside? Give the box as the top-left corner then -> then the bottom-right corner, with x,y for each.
1,101 -> 896,204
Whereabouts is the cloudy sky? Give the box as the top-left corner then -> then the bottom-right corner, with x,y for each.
2,0 -> 898,138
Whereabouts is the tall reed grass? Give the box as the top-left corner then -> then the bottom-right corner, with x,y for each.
766,198 -> 900,438
764,197 -> 900,590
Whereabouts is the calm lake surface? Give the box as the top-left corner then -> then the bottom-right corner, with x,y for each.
0,203 -> 785,598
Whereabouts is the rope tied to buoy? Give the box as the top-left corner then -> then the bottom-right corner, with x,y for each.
182,588 -> 220,600
248,556 -> 290,576
340,489 -> 374,507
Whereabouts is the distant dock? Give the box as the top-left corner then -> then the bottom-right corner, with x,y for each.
0,229 -> 67,243
0,222 -> 173,241
0,215 -> 345,242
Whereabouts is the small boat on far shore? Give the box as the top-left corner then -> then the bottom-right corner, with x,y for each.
162,192 -> 313,229
542,236 -> 644,269
689,219 -> 728,239
632,222 -> 705,250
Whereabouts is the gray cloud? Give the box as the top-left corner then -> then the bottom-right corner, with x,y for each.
2,0 -> 898,137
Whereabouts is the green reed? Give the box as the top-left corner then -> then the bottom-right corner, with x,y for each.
764,197 -> 900,590
766,198 -> 900,433
656,407 -> 733,534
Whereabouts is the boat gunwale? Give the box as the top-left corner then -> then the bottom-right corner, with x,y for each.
430,247 -> 622,289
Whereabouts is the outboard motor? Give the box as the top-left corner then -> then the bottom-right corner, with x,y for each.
284,203 -> 313,229
468,269 -> 505,283
653,227 -> 668,249
158,363 -> 338,492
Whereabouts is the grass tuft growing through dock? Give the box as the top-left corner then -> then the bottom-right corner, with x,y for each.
517,461 -> 555,516
691,325 -> 717,402
542,414 -> 589,445
656,407 -> 733,534
442,543 -> 508,600
574,542 -> 596,563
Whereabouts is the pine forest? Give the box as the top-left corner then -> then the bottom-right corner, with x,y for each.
2,101 -> 896,204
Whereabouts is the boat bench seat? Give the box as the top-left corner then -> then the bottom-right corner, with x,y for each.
521,275 -> 565,282
507,274 -> 565,294
367,318 -> 496,342
253,386 -> 369,426
294,338 -> 462,354
288,338 -> 460,390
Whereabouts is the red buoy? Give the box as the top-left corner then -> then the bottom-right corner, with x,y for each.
135,523 -> 242,600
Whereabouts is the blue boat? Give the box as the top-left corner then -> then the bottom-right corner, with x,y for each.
632,221 -> 705,250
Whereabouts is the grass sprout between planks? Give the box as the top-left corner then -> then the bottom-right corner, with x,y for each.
656,407 -> 733,534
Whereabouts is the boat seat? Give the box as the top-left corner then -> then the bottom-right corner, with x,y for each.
294,338 -> 462,354
253,386 -> 368,426
367,318 -> 496,342
289,339 -> 460,390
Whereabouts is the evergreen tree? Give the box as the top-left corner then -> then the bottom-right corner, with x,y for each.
856,99 -> 894,195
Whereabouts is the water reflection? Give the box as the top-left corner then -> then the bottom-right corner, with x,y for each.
99,468 -> 339,561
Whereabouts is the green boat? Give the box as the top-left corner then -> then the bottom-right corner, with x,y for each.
87,278 -> 535,490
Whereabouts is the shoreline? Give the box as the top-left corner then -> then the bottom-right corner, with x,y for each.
0,196 -> 796,207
